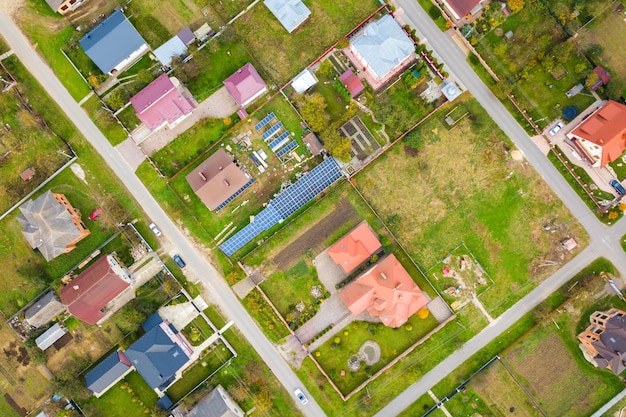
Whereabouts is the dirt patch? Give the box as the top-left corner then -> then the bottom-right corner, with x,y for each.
4,393 -> 26,417
0,0 -> 24,18
46,328 -> 112,373
272,199 -> 357,270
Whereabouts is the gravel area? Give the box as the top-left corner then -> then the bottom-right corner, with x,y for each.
0,0 -> 24,18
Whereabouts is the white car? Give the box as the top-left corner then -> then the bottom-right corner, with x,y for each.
149,222 -> 162,237
549,122 -> 563,136
294,388 -> 308,405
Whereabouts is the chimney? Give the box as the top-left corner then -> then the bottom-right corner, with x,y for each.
380,272 -> 387,280
199,171 -> 207,181
219,166 -> 223,171
73,285 -> 80,291
223,179 -> 230,186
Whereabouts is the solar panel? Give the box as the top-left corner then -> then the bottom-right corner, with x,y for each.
276,140 -> 298,157
254,112 -> 275,131
262,122 -> 283,141
215,178 -> 255,212
220,157 -> 343,256
269,131 -> 291,151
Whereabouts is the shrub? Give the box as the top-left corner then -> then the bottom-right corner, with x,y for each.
315,351 -> 321,357
418,307 -> 430,319
405,324 -> 413,331
334,337 -> 341,344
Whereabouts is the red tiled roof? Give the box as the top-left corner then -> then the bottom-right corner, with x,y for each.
571,100 -> 626,167
129,74 -> 195,131
339,70 -> 365,97
60,255 -> 130,325
444,0 -> 481,18
328,222 -> 382,274
594,66 -> 611,85
223,63 -> 267,108
339,254 -> 429,328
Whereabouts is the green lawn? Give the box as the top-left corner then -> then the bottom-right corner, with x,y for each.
206,0 -> 256,22
232,0 -> 381,85
80,372 -> 158,417
315,314 -> 440,395
417,0 -> 449,31
356,97 -> 587,317
81,95 -> 129,146
181,315 -> 214,346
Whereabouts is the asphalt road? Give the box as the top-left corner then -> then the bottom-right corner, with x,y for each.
371,1 -> 626,415
0,11 -> 324,417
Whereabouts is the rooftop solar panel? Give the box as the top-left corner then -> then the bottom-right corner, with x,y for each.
220,157 -> 342,256
254,112 -> 276,131
262,122 -> 283,141
269,132 -> 291,151
276,140 -> 298,157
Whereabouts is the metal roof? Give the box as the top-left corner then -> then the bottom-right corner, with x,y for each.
153,36 -> 188,66
291,69 -> 318,93
264,0 -> 311,33
85,350 -> 132,396
35,323 -> 66,350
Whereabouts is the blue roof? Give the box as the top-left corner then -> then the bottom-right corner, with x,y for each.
85,351 -> 132,396
153,36 -> 187,66
79,9 -> 147,74
264,0 -> 311,33
157,395 -> 173,410
125,323 -> 190,390
142,312 -> 163,332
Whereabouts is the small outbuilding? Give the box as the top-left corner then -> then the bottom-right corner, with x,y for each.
35,323 -> 67,351
291,69 -> 318,93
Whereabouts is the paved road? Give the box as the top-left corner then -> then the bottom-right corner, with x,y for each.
0,12 -> 324,417
371,1 -> 626,415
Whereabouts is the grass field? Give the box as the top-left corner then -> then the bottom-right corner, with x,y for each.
232,0 -> 381,85
355,97 -> 587,316
81,95 -> 129,146
80,371 -> 158,417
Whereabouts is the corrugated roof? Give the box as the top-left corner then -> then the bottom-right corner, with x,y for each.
187,385 -> 243,417
339,70 -> 365,96
153,36 -> 188,66
60,255 -> 131,324
85,350 -> 132,396
177,27 -> 196,45
79,9 -> 147,74
291,69 -> 318,93
186,149 -> 252,211
223,63 -> 267,107
24,291 -> 65,328
35,323 -> 67,350
264,0 -> 311,33
442,0 -> 481,19
350,15 -> 414,80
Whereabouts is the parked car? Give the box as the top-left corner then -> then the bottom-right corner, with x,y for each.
549,122 -> 564,136
173,254 -> 186,268
149,222 -> 162,237
294,388 -> 308,405
88,208 -> 102,220
610,179 -> 626,195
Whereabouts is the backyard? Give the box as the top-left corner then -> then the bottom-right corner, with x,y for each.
232,0 -> 382,85
355,97 -> 587,316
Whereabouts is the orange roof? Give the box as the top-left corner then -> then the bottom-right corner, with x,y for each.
571,100 -> 626,167
339,254 -> 429,328
327,222 -> 382,274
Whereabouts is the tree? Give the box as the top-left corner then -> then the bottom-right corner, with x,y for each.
492,80 -> 513,99
418,307 -> 430,319
509,0 -> 525,12
320,128 -> 351,162
553,41 -> 576,64
574,62 -> 588,75
53,368 -> 89,400
336,37 -> 349,49
136,69 -> 153,85
317,60 -> 335,79
253,387 -> 274,413
297,93 -> 329,132
106,89 -> 127,111
114,305 -> 144,333
585,72 -> 600,89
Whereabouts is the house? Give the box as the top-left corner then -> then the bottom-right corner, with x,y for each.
24,291 -> 65,328
566,100 -> 626,167
18,191 -> 90,262
181,385 -> 244,417
60,254 -> 133,325
339,254 -> 429,328
328,222 -> 382,274
578,308 -> 626,375
591,66 -> 612,91
79,9 -> 149,75
347,15 -> 415,89
339,69 -> 365,97
186,149 -> 254,211
264,0 -> 311,33
45,0 -> 85,15
129,74 -> 196,131
441,0 -> 483,20
85,350 -> 133,397
35,323 -> 67,351
291,69 -> 318,93
125,318 -> 193,393
223,63 -> 268,108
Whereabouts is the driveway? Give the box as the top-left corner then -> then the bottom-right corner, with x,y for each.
115,137 -> 146,172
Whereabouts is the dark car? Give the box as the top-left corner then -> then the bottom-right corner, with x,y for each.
173,254 -> 186,268
610,179 -> 626,195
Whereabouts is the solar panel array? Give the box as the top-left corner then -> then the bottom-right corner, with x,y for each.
254,112 -> 275,131
276,141 -> 298,157
262,122 -> 283,141
269,131 -> 291,151
220,157 -> 343,256
215,177 -> 255,212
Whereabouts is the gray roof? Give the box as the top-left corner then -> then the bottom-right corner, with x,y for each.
125,322 -> 191,390
350,14 -> 414,79
592,313 -> 626,375
18,191 -> 85,262
24,291 -> 65,328
186,386 -> 243,417
85,350 -> 132,396
45,0 -> 63,11
154,36 -> 188,66
79,9 -> 147,74
264,0 -> 311,33
35,323 -> 66,350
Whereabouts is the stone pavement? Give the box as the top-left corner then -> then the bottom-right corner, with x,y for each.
115,137 -> 146,172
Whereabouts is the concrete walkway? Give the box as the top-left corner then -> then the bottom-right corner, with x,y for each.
589,388 -> 626,417
294,295 -> 352,345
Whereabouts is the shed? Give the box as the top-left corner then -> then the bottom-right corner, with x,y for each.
154,36 -> 188,66
35,323 -> 67,351
303,133 -> 323,156
20,167 -> 36,182
291,69 -> 318,93
24,291 -> 65,328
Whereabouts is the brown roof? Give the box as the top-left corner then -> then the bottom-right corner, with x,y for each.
339,254 -> 429,328
186,149 -> 252,211
60,255 -> 131,324
571,100 -> 626,167
328,222 -> 382,274
443,0 -> 481,18
303,132 -> 323,156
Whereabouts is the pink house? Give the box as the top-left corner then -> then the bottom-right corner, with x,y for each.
129,74 -> 196,131
224,63 -> 268,108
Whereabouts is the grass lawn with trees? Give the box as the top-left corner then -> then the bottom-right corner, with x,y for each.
232,0 -> 381,85
355,96 -> 587,317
